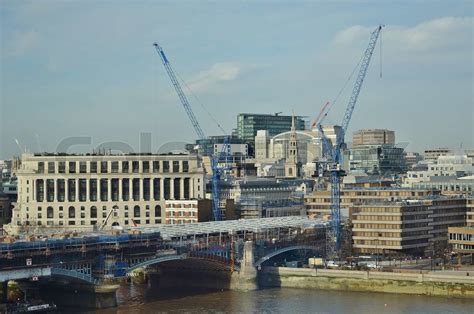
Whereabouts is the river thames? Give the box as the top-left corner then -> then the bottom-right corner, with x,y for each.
86,284 -> 473,314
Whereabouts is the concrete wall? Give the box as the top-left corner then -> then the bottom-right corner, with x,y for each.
259,267 -> 474,299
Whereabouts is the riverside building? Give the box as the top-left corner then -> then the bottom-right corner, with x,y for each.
7,153 -> 205,235
351,197 -> 466,256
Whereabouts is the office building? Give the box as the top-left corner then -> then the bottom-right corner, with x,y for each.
305,187 -> 437,219
404,152 -> 423,169
353,129 -> 395,146
404,154 -> 474,188
424,148 -> 452,162
352,197 -> 466,256
349,144 -> 407,175
6,153 -> 205,235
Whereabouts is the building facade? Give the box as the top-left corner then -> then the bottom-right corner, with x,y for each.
424,148 -> 452,163
352,197 -> 466,256
7,153 -> 205,235
305,187 -> 438,219
349,144 -> 406,175
352,129 -> 395,146
219,178 -> 304,219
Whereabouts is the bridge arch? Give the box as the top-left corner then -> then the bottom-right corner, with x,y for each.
50,268 -> 98,285
254,245 -> 320,267
127,254 -> 187,273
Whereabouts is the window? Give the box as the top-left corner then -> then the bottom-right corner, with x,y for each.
143,161 -> 150,173
100,179 -> 108,201
132,161 -> 139,173
143,179 -> 150,201
90,179 -> 97,201
68,179 -> 76,201
79,161 -> 87,173
132,179 -> 140,201
101,161 -> 108,173
58,162 -> 65,173
163,161 -> 169,173
134,205 -> 141,217
36,180 -> 44,202
38,162 -> 45,173
91,206 -> 97,218
122,179 -> 129,201
111,161 -> 119,173
47,206 -> 54,219
183,161 -> 189,172
153,179 -> 160,200
111,179 -> 119,201
68,206 -> 75,218
155,205 -> 161,217
79,179 -> 87,202
173,161 -> 179,172
57,179 -> 65,202
153,161 -> 160,173
48,162 -> 55,173
46,179 -> 54,202
69,161 -> 76,173
122,161 -> 129,173
90,161 -> 97,173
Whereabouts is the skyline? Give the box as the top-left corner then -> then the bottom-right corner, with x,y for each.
1,1 -> 473,159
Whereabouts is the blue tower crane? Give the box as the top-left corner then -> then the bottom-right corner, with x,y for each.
153,43 -> 230,221
318,25 -> 383,259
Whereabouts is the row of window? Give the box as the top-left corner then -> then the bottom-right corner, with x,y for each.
37,160 -> 189,174
35,178 -> 193,202
32,205 -> 162,219
21,219 -> 162,227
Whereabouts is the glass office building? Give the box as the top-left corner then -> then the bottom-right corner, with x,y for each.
349,144 -> 407,175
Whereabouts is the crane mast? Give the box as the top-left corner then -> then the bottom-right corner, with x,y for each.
154,42 -> 230,221
153,43 -> 206,140
319,25 -> 383,259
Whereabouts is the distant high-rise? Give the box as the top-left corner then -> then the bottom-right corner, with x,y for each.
236,113 -> 306,155
353,129 -> 395,146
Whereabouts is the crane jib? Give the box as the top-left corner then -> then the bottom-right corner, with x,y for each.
160,51 -> 169,63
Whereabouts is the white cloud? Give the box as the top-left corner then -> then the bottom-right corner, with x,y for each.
331,17 -> 473,60
187,62 -> 242,93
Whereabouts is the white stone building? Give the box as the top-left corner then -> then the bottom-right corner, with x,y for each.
403,154 -> 474,187
6,153 -> 205,234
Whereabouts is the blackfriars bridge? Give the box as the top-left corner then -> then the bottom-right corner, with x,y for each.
0,217 -> 328,308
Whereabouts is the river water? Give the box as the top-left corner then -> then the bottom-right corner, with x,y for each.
86,284 -> 473,314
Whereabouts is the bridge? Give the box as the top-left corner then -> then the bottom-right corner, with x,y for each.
0,216 -> 328,308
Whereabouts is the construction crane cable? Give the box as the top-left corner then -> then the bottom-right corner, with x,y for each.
174,69 -> 228,135
321,53 -> 364,124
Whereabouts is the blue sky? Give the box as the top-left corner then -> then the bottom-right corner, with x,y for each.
1,1 -> 473,158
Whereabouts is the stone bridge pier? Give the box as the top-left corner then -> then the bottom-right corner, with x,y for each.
231,241 -> 258,291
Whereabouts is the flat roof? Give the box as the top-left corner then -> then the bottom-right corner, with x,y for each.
133,216 -> 326,240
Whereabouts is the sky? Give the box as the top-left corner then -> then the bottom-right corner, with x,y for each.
0,1 -> 473,158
